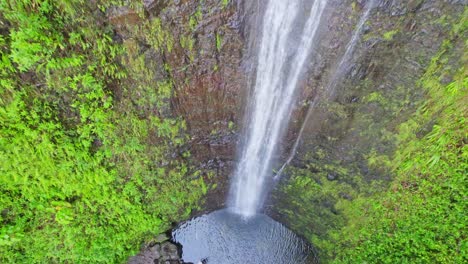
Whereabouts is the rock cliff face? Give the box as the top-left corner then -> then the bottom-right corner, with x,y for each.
270,0 -> 464,173
279,0 -> 465,182
114,0 -> 466,260
109,0 -> 247,211
155,0 -> 246,210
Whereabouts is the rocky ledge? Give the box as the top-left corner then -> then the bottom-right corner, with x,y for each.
128,240 -> 186,264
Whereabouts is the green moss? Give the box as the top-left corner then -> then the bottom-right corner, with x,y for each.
189,6 -> 203,31
221,0 -> 230,9
216,32 -> 223,52
146,18 -> 175,52
383,29 -> 398,40
228,120 -> 235,130
180,35 -> 195,51
180,35 -> 196,62
364,91 -> 386,104
275,164 -> 362,261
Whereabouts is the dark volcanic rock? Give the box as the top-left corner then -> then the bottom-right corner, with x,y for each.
327,173 -> 337,181
107,6 -> 144,26
128,241 -> 185,264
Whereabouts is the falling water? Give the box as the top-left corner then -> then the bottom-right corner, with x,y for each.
229,0 -> 327,217
275,0 -> 376,179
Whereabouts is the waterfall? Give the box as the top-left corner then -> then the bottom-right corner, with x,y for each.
275,0 -> 376,179
229,0 -> 327,217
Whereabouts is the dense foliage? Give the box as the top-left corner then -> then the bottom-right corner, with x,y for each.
333,16 -> 467,262
0,1 -> 206,262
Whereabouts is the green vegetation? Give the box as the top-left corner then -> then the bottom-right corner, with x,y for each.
189,5 -> 203,31
333,18 -> 467,262
277,9 -> 467,263
216,32 -> 223,52
0,1 -> 205,263
382,29 -> 398,41
221,0 -> 230,9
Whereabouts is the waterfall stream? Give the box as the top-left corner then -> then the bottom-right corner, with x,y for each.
172,1 -> 379,263
229,0 -> 327,217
